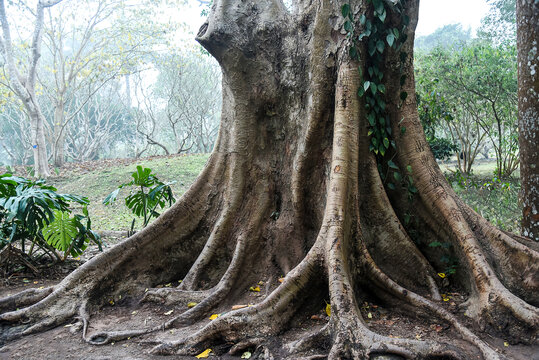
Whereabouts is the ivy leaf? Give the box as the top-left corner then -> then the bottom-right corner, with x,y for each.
341,4 -> 351,18
379,144 -> 386,156
349,46 -> 358,59
386,33 -> 395,47
344,20 -> 353,33
368,113 -> 376,126
357,86 -> 365,97
407,165 -> 413,174
360,14 -> 366,25
370,83 -> 377,95
393,28 -> 400,39
378,84 -> 386,94
387,160 -> 399,170
376,40 -> 385,53
387,182 -> 396,190
383,137 -> 390,149
364,81 -> 371,92
378,9 -> 386,22
393,172 -> 402,182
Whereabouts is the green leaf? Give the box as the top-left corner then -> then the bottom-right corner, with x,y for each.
368,113 -> 376,126
376,40 -> 385,53
378,84 -> 386,94
360,14 -> 366,25
428,241 -> 442,248
386,33 -> 395,47
344,20 -> 353,33
393,172 -> 402,182
387,182 -> 396,190
400,126 -> 406,134
378,9 -> 386,22
42,210 -> 78,253
349,46 -> 358,59
393,28 -> 400,39
370,83 -> 377,95
387,160 -> 399,170
364,81 -> 371,91
341,4 -> 351,18
406,165 -> 413,174
383,137 -> 390,149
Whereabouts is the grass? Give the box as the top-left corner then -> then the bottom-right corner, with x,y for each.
49,154 -> 210,231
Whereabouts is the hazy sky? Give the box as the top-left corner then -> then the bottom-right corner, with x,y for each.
416,0 -> 490,36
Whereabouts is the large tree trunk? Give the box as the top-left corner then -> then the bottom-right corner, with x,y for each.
1,1 -> 537,358
517,0 -> 538,241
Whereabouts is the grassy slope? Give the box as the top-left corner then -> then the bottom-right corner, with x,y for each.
10,154 -> 517,233
49,154 -> 210,231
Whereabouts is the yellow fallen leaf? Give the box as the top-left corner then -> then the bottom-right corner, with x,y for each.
109,300 -> 115,305
38,286 -> 44,290
164,310 -> 174,315
438,273 -> 446,278
278,278 -> 284,283
195,348 -> 212,358
131,311 -> 138,315
241,351 -> 252,359
187,302 -> 198,308
164,283 -> 172,287
209,314 -> 220,320
367,312 -> 373,319
249,286 -> 261,292
258,281 -> 264,285
33,281 -> 38,284
325,303 -> 331,317
504,342 -> 509,347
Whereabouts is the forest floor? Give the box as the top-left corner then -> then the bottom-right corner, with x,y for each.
0,155 -> 534,359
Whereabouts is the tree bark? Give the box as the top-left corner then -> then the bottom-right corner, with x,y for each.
517,0 -> 539,241
0,0 -> 537,358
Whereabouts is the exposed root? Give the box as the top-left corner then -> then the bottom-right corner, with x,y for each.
149,236 -> 324,355
0,286 -> 54,313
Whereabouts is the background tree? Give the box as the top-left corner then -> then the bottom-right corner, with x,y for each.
516,0 -> 538,241
0,0 -> 64,177
0,1 -> 537,359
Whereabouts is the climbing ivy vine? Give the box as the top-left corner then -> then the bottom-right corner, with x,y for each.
342,0 -> 417,203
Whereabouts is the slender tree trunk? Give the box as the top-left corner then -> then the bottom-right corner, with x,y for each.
0,1 -> 537,358
53,100 -> 65,167
517,0 -> 539,241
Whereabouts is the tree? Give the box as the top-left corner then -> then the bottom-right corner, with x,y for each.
0,0 -> 64,178
517,0 -> 538,241
38,0 -> 174,167
0,1 -> 537,358
478,0 -> 516,45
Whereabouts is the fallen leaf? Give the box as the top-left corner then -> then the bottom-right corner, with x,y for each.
209,314 -> 220,320
232,304 -> 248,310
33,281 -> 38,284
164,283 -> 172,287
367,312 -> 373,319
109,300 -> 115,306
438,273 -> 446,278
311,315 -> 321,320
195,348 -> 212,358
258,281 -> 264,285
415,334 -> 422,340
187,302 -> 197,308
278,278 -> 284,283
164,310 -> 174,315
131,311 -> 138,315
325,303 -> 331,317
38,286 -> 44,290
504,342 -> 509,347
249,286 -> 261,292
241,351 -> 252,359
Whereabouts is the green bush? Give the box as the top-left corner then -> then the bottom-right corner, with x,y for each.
0,173 -> 101,265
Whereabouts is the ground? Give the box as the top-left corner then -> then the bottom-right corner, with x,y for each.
1,235 -> 537,359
